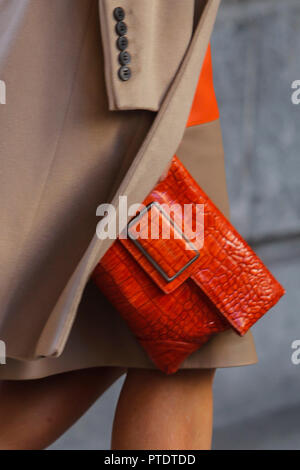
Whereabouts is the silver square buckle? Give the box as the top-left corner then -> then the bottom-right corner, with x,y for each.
127,202 -> 199,282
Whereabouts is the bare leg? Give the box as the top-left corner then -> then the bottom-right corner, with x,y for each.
0,367 -> 125,450
112,368 -> 215,450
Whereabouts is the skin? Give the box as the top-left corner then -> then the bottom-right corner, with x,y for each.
0,367 -> 215,450
112,368 -> 215,450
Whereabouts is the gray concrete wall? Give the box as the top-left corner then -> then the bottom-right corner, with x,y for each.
50,0 -> 300,450
213,0 -> 300,241
211,0 -> 300,450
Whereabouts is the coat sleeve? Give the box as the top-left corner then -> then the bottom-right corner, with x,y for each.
99,0 -> 196,111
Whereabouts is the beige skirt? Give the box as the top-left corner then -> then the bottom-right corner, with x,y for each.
0,0 -> 257,380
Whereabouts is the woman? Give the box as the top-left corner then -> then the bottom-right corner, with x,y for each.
0,0 -> 257,449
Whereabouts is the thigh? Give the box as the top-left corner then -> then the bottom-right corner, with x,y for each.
0,366 -> 126,450
112,368 -> 215,450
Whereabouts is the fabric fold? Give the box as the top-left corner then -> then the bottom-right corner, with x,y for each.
35,0 -> 223,359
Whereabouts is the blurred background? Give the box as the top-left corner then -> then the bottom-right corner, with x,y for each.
50,0 -> 300,450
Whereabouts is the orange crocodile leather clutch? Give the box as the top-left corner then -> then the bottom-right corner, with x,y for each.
92,156 -> 285,374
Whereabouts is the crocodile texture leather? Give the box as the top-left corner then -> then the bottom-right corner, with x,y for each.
92,157 -> 285,374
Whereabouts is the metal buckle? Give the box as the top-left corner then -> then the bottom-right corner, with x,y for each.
127,202 -> 200,282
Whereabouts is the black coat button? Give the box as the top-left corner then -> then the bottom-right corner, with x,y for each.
118,66 -> 131,81
119,51 -> 131,65
113,7 -> 125,21
116,36 -> 128,51
115,21 -> 127,36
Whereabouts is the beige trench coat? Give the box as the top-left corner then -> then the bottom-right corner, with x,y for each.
0,0 -> 257,379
